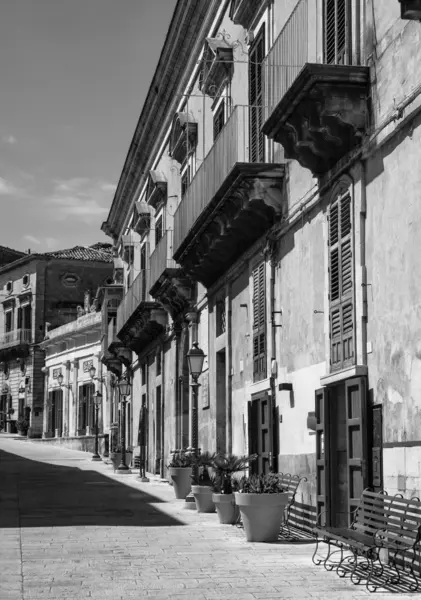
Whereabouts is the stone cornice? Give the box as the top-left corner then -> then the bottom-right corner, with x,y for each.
102,1 -> 221,240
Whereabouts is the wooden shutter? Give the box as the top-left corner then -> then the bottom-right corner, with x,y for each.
324,0 -> 351,65
315,387 -> 330,526
345,377 -> 368,521
249,27 -> 265,163
252,263 -> 266,382
329,190 -> 354,371
56,389 -> 63,433
248,399 -> 259,473
17,308 -> 22,330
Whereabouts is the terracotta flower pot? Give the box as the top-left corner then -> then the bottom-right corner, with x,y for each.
168,467 -> 192,499
234,492 -> 289,542
212,493 -> 239,524
110,452 -> 122,471
191,485 -> 215,513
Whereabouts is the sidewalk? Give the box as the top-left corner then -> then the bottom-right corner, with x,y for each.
0,436 -> 416,600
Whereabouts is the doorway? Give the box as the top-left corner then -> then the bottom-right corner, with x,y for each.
315,377 -> 368,527
216,350 -> 226,454
248,392 -> 273,475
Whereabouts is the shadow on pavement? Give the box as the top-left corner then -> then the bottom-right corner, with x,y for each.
0,448 -> 184,528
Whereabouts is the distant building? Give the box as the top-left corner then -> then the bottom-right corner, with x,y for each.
40,293 -> 112,453
0,245 -> 26,268
0,245 -> 113,437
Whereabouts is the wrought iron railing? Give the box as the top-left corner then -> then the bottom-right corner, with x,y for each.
149,230 -> 177,292
263,0 -> 317,120
0,329 -> 32,348
173,105 -> 250,254
116,270 -> 149,334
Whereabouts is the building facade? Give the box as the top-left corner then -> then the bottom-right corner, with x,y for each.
40,296 -> 112,453
0,245 -> 113,438
101,0 -> 421,528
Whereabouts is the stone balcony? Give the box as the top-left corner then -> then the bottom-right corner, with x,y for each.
261,0 -> 370,177
173,105 -> 285,288
149,230 -> 193,320
0,328 -> 32,360
116,269 -> 167,354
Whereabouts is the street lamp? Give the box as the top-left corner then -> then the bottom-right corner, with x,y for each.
117,375 -> 131,473
186,342 -> 206,493
92,391 -> 102,461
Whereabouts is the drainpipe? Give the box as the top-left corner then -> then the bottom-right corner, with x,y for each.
268,234 -> 278,473
360,161 -> 368,367
226,282 -> 233,454
160,340 -> 165,479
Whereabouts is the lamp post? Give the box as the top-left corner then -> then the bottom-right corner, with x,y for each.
117,375 -> 131,473
91,391 -> 102,461
186,342 -> 206,487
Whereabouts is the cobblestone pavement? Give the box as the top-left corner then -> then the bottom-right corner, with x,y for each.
0,437 -> 418,600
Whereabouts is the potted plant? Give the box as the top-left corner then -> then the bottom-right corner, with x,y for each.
109,445 -> 122,471
167,450 -> 193,499
15,416 -> 29,437
211,453 -> 258,525
190,451 -> 217,513
234,473 -> 289,542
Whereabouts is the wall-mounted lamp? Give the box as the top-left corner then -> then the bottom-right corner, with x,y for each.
89,365 -> 105,383
57,373 -> 71,389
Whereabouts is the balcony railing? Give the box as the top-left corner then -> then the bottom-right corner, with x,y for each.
263,0 -> 317,120
173,105 -> 250,254
0,329 -> 32,349
149,230 -> 177,292
116,270 -> 149,334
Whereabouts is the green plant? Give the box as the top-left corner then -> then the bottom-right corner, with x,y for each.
212,453 -> 258,494
167,450 -> 193,468
189,451 -> 217,485
237,473 -> 287,494
15,416 -> 29,432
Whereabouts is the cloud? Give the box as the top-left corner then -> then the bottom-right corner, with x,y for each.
23,234 -> 41,245
22,235 -> 59,250
0,177 -> 19,196
45,177 -> 115,224
2,135 -> 16,145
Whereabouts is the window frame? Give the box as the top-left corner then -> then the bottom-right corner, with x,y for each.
252,262 -> 267,382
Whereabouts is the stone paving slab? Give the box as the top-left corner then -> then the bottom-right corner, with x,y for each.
0,436 -> 419,599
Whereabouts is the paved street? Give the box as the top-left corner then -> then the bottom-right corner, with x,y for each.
0,437 -> 417,600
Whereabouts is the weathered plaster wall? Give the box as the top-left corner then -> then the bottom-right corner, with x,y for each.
365,115 -> 421,496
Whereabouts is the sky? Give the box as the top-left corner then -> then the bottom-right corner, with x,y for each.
0,0 -> 177,253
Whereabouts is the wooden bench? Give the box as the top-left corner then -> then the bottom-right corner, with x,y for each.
312,489 -> 421,592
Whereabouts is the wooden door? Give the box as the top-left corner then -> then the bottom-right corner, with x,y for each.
315,387 -> 330,526
248,392 -> 272,475
345,377 -> 368,519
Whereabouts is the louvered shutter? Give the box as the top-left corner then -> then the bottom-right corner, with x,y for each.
249,27 -> 265,163
78,385 -> 85,431
315,387 -> 330,525
329,190 -> 354,371
252,263 -> 266,381
324,0 -> 351,65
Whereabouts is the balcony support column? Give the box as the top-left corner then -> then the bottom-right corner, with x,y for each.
42,368 -> 50,438
72,359 -> 79,436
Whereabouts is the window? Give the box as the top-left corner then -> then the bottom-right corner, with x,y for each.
323,0 -> 351,65
155,215 -> 163,247
329,185 -> 354,371
78,383 -> 95,432
252,262 -> 266,381
213,101 -> 225,141
156,350 -> 162,376
141,363 -> 147,386
6,281 -> 13,294
17,304 -> 31,332
140,243 -> 147,271
249,27 -> 265,163
181,167 -> 190,198
5,310 -> 13,333
216,299 -> 226,337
